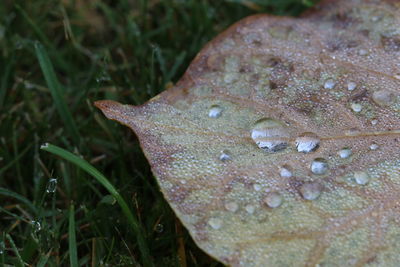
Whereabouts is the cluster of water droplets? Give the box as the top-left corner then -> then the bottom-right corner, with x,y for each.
205,100 -> 382,230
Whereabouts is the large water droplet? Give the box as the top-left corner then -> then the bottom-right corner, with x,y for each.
264,192 -> 283,208
338,148 -> 352,159
353,171 -> 370,185
324,79 -> 336,89
251,118 -> 290,152
208,105 -> 223,118
372,90 -> 395,107
295,132 -> 320,153
311,158 -> 328,175
46,178 -> 58,193
299,182 -> 322,200
208,218 -> 223,229
224,202 -> 239,212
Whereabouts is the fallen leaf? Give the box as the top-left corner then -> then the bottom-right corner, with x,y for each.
95,0 -> 400,265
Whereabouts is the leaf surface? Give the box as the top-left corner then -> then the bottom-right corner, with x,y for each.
96,0 -> 400,265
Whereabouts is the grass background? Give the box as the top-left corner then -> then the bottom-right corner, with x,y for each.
0,0 -> 317,266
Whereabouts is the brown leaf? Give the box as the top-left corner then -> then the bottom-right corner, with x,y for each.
95,0 -> 400,265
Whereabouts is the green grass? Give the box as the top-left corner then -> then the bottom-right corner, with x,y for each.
0,0 -> 317,266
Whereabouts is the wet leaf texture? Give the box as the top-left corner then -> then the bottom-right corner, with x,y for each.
96,0 -> 400,266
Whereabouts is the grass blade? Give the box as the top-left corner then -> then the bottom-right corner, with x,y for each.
6,234 -> 25,267
34,43 -> 80,144
0,187 -> 38,214
40,143 -> 152,266
69,204 -> 78,267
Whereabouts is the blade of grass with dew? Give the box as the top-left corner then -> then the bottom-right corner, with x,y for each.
34,43 -> 80,144
40,143 -> 152,266
69,204 -> 78,267
0,187 -> 38,214
36,250 -> 51,267
6,234 -> 25,267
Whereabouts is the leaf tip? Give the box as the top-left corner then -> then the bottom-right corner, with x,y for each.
94,100 -> 138,126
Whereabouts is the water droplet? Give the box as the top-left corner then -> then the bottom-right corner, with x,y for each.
345,128 -> 361,136
369,143 -> 379,150
311,158 -> 328,175
155,224 -> 164,233
253,183 -> 261,191
324,79 -> 336,89
353,171 -> 370,185
299,182 -> 322,200
264,192 -> 283,208
208,217 -> 222,229
31,221 -> 41,232
358,49 -> 368,56
219,150 -> 231,161
351,103 -> 362,113
295,132 -> 320,153
245,204 -> 255,214
372,89 -> 395,107
371,16 -> 381,22
371,119 -> 378,125
347,82 -> 357,91
46,178 -> 58,193
338,148 -> 352,159
280,165 -> 293,178
224,201 -> 239,212
251,118 -> 290,152
208,105 -> 223,118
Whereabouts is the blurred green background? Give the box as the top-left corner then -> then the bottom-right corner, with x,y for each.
0,0 -> 317,266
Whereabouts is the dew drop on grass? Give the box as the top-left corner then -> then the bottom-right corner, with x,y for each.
46,178 -> 58,193
31,220 -> 41,232
311,158 -> 328,175
324,79 -> 336,89
225,201 -> 239,212
353,171 -> 370,185
251,118 -> 290,152
295,132 -> 320,153
208,218 -> 223,230
264,192 -> 283,208
299,182 -> 322,200
338,148 -> 352,158
208,105 -> 223,118
155,224 -> 164,233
